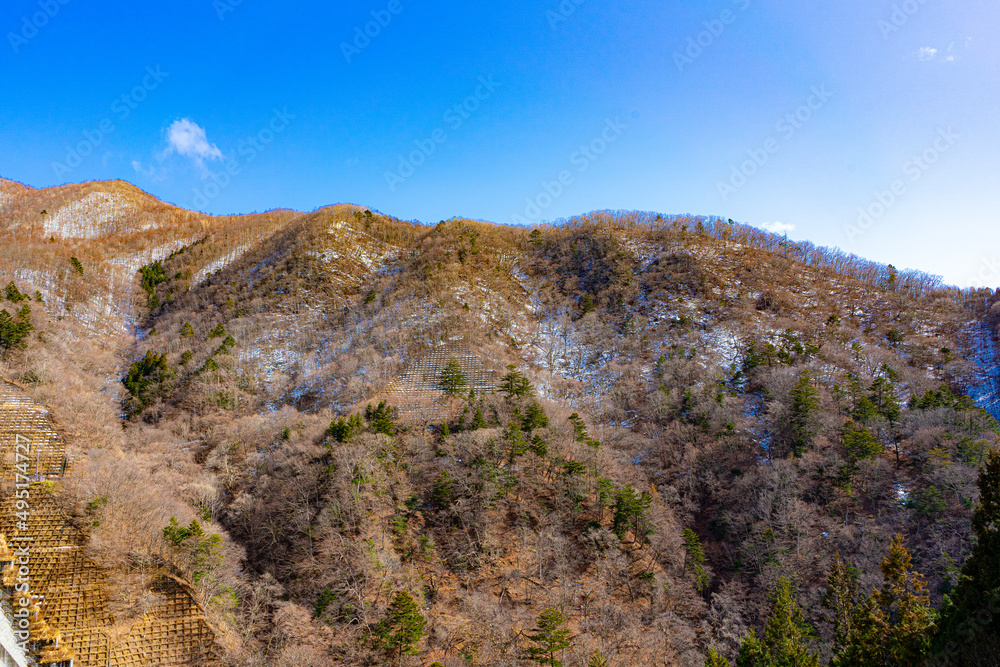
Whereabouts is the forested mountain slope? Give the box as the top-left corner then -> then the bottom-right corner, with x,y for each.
1,179 -> 999,666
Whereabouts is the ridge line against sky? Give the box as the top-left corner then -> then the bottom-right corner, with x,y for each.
1,0 -> 998,287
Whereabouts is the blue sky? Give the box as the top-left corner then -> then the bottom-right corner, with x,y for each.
1,0 -> 998,286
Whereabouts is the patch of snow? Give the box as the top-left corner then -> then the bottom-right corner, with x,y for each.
194,241 -> 256,284
321,220 -> 402,278
43,193 -> 141,239
894,483 -> 910,505
966,322 -> 1000,422
701,327 -> 744,371
110,238 -> 198,275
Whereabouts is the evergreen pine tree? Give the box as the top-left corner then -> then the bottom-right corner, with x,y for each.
705,646 -> 731,667
365,401 -> 397,435
521,401 -> 550,432
878,534 -> 936,663
524,607 -> 572,666
936,448 -> 1000,660
736,578 -> 819,667
439,357 -> 468,396
505,422 -> 528,467
122,350 -> 170,408
787,370 -> 820,457
328,414 -> 362,443
0,307 -> 33,350
824,555 -> 861,663
430,470 -> 454,508
868,366 -> 901,424
3,281 -> 26,302
841,421 -> 883,465
611,485 -> 653,543
824,536 -> 936,666
683,528 -> 710,593
589,648 -> 611,667
735,631 -> 769,667
374,591 -> 426,666
500,365 -> 534,397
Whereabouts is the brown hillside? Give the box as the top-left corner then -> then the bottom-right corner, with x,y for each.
1,180 -> 999,666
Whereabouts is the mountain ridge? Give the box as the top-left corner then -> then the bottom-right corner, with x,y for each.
1,177 -> 960,288
1,177 -> 999,665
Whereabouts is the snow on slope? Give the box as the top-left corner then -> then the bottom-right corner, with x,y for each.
43,192 -> 142,238
322,219 -> 402,275
0,179 -> 29,210
193,241 -> 258,285
968,322 -> 1000,422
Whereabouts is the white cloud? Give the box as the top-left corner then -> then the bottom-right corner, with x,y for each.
761,221 -> 795,235
918,47 -> 938,61
943,41 -> 960,63
162,118 -> 222,173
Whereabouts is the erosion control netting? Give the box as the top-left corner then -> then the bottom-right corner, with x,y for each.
378,341 -> 498,422
0,380 -> 219,666
0,383 -> 68,478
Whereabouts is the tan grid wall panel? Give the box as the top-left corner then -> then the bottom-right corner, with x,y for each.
0,380 -> 220,666
381,343 -> 498,420
0,380 -> 68,477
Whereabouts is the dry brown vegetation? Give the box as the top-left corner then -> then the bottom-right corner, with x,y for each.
1,179 -> 999,665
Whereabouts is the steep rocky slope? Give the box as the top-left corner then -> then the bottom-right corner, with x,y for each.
1,180 -> 999,666
0,178 -> 302,334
